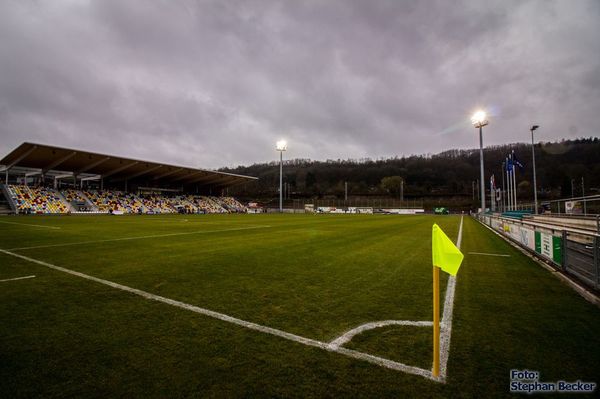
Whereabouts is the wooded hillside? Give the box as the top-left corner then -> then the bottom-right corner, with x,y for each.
221,138 -> 600,202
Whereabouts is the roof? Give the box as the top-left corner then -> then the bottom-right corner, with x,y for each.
0,142 -> 257,188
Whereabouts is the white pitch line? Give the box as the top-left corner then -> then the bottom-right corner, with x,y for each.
328,320 -> 433,349
0,248 -> 434,381
0,275 -> 36,282
0,220 -> 61,230
7,225 -> 272,251
0,216 -> 465,383
468,252 -> 510,257
438,215 -> 463,382
326,215 -> 465,383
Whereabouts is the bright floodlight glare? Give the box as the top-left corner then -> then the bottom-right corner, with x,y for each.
276,140 -> 288,151
471,110 -> 487,126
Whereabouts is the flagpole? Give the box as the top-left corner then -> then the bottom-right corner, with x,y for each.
492,176 -> 496,212
433,265 -> 440,378
489,177 -> 491,212
512,164 -> 517,210
490,177 -> 495,212
506,158 -> 512,211
512,150 -> 518,211
505,159 -> 508,210
509,154 -> 514,210
506,158 -> 511,210
510,167 -> 514,210
489,177 -> 492,212
509,166 -> 512,210
431,223 -> 465,380
501,162 -> 506,212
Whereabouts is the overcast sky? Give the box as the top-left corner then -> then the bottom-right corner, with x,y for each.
1,0 -> 599,169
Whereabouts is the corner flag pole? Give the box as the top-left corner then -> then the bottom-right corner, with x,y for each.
431,223 -> 464,380
433,265 -> 440,378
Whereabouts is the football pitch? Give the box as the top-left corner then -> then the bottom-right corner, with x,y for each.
1,214 -> 599,398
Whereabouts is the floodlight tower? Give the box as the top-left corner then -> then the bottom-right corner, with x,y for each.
530,125 -> 539,214
276,140 -> 287,212
471,110 -> 489,213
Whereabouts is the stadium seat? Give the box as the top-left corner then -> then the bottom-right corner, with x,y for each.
6,186 -> 246,215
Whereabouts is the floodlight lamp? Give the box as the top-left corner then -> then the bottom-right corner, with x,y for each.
276,140 -> 288,151
531,125 -> 539,131
471,110 -> 488,127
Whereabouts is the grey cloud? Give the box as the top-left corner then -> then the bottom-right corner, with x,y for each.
0,0 -> 599,169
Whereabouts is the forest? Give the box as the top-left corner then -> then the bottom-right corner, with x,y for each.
221,138 -> 600,205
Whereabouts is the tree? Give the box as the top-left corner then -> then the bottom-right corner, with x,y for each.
381,176 -> 404,197
517,180 -> 531,194
306,172 -> 317,188
560,176 -> 572,198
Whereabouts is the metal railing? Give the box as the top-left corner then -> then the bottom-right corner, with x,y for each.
478,213 -> 599,291
505,194 -> 600,216
563,231 -> 599,290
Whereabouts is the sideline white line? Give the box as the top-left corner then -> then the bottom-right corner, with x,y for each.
0,217 -> 465,382
327,216 -> 464,383
7,225 -> 272,251
0,275 -> 36,282
468,252 -> 510,257
0,248 -> 434,381
438,215 -> 463,382
0,220 -> 61,230
328,320 -> 433,349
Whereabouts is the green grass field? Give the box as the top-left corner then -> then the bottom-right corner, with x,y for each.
1,214 -> 599,398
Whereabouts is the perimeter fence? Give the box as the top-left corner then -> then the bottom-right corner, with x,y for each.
478,213 -> 599,292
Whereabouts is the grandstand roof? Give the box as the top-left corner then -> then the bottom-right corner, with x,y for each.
0,142 -> 257,188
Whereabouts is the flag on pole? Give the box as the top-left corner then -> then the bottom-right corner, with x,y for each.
506,157 -> 514,172
432,224 -> 464,276
512,151 -> 524,170
431,223 -> 465,378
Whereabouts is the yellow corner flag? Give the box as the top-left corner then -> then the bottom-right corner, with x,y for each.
431,223 -> 464,378
432,223 -> 464,276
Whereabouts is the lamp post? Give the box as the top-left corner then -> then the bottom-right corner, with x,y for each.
530,125 -> 539,214
471,110 -> 489,213
276,140 -> 287,212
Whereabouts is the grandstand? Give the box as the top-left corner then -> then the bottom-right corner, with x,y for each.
0,143 -> 254,215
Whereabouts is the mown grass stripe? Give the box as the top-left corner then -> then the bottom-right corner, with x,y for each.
0,247 -> 437,381
7,225 -> 271,251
